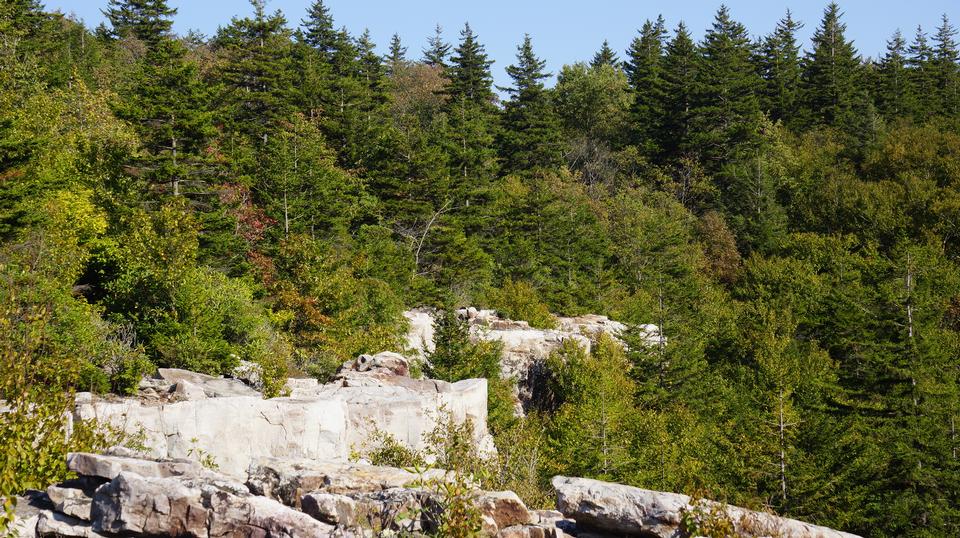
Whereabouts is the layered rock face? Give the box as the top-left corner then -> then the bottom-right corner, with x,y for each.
13,453 -> 860,538
72,353 -> 491,477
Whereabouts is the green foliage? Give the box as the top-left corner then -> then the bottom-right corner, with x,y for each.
483,278 -> 556,329
4,3 -> 960,533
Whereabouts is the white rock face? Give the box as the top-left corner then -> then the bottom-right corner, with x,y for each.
403,308 -> 640,408
73,361 -> 492,478
552,476 -> 862,538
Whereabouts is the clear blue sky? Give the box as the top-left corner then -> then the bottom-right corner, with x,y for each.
46,0 -> 960,89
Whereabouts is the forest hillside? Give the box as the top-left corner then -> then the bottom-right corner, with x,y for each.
1,1 -> 960,536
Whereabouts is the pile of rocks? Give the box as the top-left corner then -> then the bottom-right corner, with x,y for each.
11,452 -> 861,538
11,452 -> 563,538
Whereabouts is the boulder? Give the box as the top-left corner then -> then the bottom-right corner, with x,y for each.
247,457 -> 448,506
552,476 -> 862,538
46,485 -> 93,521
475,490 -> 533,530
300,492 -> 357,525
37,511 -> 110,538
66,452 -> 212,481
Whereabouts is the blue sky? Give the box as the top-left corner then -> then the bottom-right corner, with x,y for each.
47,0 -> 960,89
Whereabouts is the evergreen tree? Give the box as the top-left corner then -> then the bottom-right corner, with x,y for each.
446,23 -> 495,105
932,15 -> 960,117
443,22 -> 499,204
499,34 -> 563,173
801,3 -> 862,128
119,37 -> 214,197
690,6 -> 761,166
590,39 -> 619,68
423,24 -> 451,68
757,10 -> 803,126
301,0 -> 339,61
215,0 -> 296,144
623,16 -> 667,153
876,29 -> 912,118
386,33 -> 407,76
658,22 -> 698,158
907,26 -> 936,119
102,0 -> 176,44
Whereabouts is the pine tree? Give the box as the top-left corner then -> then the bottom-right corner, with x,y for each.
301,0 -> 339,61
119,37 -> 213,196
876,29 -> 912,118
932,15 -> 960,117
801,2 -> 862,128
658,22 -> 698,158
444,23 -> 499,210
907,26 -> 936,119
102,0 -> 176,44
757,10 -> 803,126
691,6 -> 761,166
623,16 -> 667,153
215,0 -> 296,144
499,34 -> 563,173
423,24 -> 451,68
590,40 -> 619,69
386,33 -> 407,76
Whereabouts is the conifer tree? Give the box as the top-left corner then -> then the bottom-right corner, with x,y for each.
624,16 -> 667,153
444,23 -> 499,210
386,33 -> 407,76
215,0 -> 296,144
301,0 -> 339,61
932,15 -> 959,117
801,3 -> 862,128
499,34 -> 563,173
120,37 -> 213,196
590,40 -> 619,69
876,29 -> 912,118
757,10 -> 803,126
102,0 -> 175,44
658,22 -> 698,158
907,26 -> 936,119
423,24 -> 451,68
691,6 -> 761,166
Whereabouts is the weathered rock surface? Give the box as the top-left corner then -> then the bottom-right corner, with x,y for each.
73,356 -> 492,478
552,476 -> 861,538
247,457 -> 449,506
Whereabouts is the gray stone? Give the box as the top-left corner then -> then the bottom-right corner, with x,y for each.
475,490 -> 532,530
37,511 -> 110,538
552,476 -> 862,538
300,492 -> 357,525
46,486 -> 93,521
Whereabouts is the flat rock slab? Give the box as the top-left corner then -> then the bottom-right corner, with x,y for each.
552,476 -> 861,538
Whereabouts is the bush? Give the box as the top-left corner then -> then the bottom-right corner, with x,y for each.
484,278 -> 556,329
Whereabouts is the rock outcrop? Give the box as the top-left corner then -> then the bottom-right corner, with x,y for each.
552,476 -> 862,538
12,453 -> 565,538
404,308 -> 645,408
11,453 -> 860,538
73,354 -> 492,478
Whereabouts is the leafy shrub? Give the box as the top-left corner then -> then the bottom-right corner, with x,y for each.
484,277 -> 556,329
